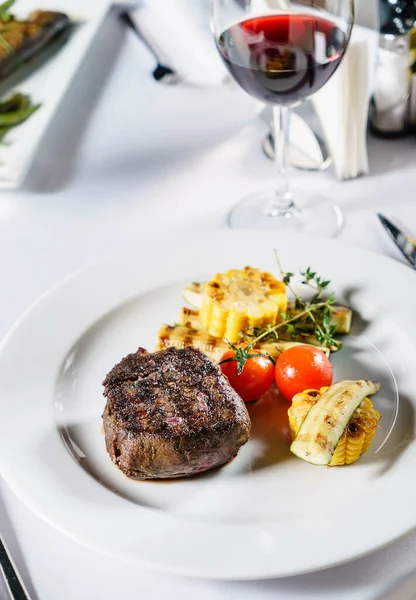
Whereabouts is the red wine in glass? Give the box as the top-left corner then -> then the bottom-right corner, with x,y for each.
217,14 -> 347,105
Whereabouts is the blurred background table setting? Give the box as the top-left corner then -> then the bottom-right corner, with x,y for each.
2,0 -> 416,599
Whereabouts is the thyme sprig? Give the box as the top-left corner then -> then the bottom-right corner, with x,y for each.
274,251 -> 340,349
244,298 -> 335,345
277,268 -> 340,349
219,340 -> 276,375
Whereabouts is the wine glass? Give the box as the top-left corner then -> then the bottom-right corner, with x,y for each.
211,0 -> 354,234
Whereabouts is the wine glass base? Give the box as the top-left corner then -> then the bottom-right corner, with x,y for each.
228,190 -> 344,237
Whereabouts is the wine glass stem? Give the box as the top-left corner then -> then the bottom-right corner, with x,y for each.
266,105 -> 295,217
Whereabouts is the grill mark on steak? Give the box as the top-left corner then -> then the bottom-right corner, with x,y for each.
102,346 -> 251,479
103,347 -> 243,437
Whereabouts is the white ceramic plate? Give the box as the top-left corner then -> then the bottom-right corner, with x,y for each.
0,0 -> 110,188
0,230 -> 415,580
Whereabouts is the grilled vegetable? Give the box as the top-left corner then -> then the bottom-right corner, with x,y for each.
0,101 -> 39,125
0,9 -> 70,82
290,380 -> 381,466
177,307 -> 342,352
0,92 -> 40,144
177,307 -> 202,330
183,282 -> 352,335
0,0 -> 16,21
285,301 -> 352,335
199,267 -> 287,343
0,91 -> 27,112
289,387 -> 380,465
156,324 -> 330,362
183,282 -> 205,308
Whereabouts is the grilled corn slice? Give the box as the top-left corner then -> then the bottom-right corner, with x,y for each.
199,267 -> 287,343
288,387 -> 380,466
184,282 -> 352,334
156,324 -> 330,362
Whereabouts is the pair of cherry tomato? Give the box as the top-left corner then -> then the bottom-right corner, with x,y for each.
220,345 -> 333,403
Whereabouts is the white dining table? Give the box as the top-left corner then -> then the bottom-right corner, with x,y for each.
1,3 -> 416,600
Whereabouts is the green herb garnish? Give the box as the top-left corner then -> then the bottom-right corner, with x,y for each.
219,340 -> 276,375
271,252 -> 341,351
224,252 -> 343,374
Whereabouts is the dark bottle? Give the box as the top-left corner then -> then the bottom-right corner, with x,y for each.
379,0 -> 416,35
369,0 -> 416,138
408,28 -> 416,132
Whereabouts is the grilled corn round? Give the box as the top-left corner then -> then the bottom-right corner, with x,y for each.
199,267 -> 287,343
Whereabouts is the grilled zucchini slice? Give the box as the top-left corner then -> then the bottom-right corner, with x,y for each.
288,387 -> 380,466
183,282 -> 205,309
285,301 -> 352,334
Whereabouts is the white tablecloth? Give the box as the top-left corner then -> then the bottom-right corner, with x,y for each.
1,5 -> 416,600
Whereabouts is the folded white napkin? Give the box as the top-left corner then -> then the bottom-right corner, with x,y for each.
312,40 -> 371,181
130,0 -> 228,86
260,34 -> 374,180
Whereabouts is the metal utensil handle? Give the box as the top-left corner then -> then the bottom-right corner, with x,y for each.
0,535 -> 31,600
120,11 -> 171,67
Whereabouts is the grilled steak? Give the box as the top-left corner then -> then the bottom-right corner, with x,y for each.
102,347 -> 251,479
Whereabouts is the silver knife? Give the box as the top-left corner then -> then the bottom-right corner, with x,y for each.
0,533 -> 31,600
378,213 -> 416,269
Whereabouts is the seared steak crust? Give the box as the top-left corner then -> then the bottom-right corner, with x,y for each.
102,347 -> 251,479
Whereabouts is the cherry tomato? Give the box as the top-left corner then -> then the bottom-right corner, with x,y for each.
275,346 -> 333,402
220,347 -> 275,402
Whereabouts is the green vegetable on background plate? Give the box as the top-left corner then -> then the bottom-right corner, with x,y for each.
0,92 -> 40,144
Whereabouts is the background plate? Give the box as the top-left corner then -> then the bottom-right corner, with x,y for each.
0,0 -> 110,188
